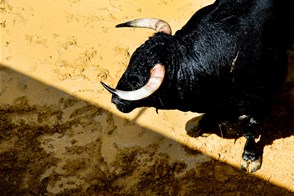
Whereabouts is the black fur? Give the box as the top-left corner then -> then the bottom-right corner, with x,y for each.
110,0 -> 294,172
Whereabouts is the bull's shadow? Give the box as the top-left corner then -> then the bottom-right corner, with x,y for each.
186,47 -> 294,156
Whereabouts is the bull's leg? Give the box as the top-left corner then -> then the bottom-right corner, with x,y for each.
241,117 -> 262,173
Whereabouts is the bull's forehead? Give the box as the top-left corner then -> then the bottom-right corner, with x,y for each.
127,47 -> 161,70
130,33 -> 173,58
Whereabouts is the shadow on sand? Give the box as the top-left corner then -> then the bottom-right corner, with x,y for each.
1,64 -> 293,195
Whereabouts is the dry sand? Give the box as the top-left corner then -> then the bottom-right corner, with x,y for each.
1,0 -> 294,195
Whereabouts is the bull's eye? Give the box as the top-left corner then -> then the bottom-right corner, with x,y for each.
128,75 -> 148,90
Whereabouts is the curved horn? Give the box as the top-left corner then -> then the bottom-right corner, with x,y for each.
116,18 -> 172,35
101,64 -> 165,101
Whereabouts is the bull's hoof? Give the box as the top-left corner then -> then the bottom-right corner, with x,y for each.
241,151 -> 262,173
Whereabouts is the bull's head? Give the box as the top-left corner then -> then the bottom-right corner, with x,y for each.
101,18 -> 173,113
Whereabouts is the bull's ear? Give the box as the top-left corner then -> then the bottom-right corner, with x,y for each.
116,18 -> 172,35
101,63 -> 165,101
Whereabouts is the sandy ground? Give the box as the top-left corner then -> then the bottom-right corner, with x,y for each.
1,0 -> 294,195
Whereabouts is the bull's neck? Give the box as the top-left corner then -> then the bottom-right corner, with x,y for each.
160,37 -> 205,112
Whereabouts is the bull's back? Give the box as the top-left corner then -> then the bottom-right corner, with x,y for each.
174,0 -> 288,115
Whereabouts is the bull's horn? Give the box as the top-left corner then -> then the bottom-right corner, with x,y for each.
116,18 -> 172,35
101,63 -> 165,101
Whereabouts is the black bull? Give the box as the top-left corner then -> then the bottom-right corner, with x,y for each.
101,0 -> 294,173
